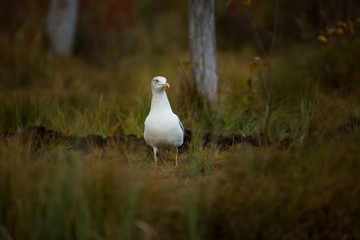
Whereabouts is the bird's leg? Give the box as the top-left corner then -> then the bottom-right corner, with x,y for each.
153,148 -> 158,166
175,148 -> 179,167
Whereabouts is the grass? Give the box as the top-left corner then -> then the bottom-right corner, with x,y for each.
1,34 -> 360,239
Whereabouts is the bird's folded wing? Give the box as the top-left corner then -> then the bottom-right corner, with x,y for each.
177,116 -> 184,133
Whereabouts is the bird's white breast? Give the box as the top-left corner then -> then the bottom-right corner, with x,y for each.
144,111 -> 184,149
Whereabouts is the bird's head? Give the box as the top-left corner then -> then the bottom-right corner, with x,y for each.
151,76 -> 170,92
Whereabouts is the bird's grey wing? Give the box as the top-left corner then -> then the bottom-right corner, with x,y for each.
177,116 -> 184,134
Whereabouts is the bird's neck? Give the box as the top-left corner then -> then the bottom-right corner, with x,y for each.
150,90 -> 172,113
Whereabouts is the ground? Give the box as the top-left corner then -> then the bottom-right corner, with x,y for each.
0,44 -> 360,239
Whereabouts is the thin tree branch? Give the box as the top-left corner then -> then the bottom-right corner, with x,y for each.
269,0 -> 280,58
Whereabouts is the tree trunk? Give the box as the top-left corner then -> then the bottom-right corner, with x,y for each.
46,0 -> 78,56
188,0 -> 218,102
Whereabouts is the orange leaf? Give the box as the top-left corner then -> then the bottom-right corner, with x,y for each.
336,28 -> 344,35
317,35 -> 328,43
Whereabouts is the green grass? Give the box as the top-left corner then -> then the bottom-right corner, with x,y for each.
1,34 -> 360,239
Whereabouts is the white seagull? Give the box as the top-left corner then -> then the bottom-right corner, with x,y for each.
144,76 -> 184,166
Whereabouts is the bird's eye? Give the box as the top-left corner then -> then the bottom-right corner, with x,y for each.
154,79 -> 159,83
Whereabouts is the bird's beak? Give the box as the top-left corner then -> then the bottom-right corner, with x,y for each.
162,83 -> 170,88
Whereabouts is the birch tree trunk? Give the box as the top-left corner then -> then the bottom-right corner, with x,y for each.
188,0 -> 218,102
46,0 -> 78,56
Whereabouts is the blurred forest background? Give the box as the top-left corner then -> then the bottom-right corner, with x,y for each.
1,0 -> 360,93
1,0 -> 360,239
1,0 -> 360,84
